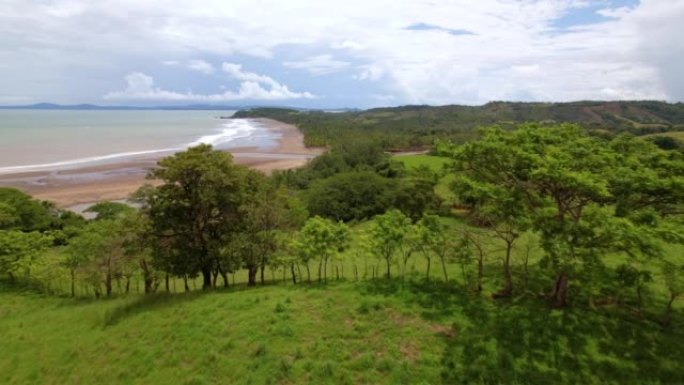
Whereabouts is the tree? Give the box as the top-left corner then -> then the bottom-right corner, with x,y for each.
240,177 -> 307,286
413,214 -> 453,282
451,171 -> 530,297
294,216 -> 350,283
392,175 -> 442,222
141,144 -> 250,290
368,209 -> 412,279
85,201 -> 135,221
0,230 -> 52,282
661,261 -> 684,328
0,188 -> 58,231
447,124 -> 684,307
0,202 -> 17,227
305,171 -> 394,222
68,219 -> 134,297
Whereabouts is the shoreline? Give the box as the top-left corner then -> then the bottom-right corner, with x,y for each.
0,118 -> 323,208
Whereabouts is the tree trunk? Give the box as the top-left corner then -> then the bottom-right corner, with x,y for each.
317,259 -> 323,283
219,267 -> 229,288
662,294 -> 677,329
201,267 -> 212,290
550,273 -> 569,308
183,275 -> 190,292
70,269 -> 76,297
290,263 -> 297,285
336,266 -> 339,280
212,269 -> 219,288
260,264 -> 266,285
125,276 -> 131,294
324,257 -> 329,282
426,257 -> 431,282
105,271 -> 112,297
140,259 -> 155,294
305,263 -> 311,283
165,273 -> 170,293
493,243 -> 513,298
440,256 -> 448,282
248,265 -> 258,286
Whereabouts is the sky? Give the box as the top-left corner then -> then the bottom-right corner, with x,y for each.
0,0 -> 682,108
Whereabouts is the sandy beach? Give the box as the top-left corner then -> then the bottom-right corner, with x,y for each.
0,118 -> 323,209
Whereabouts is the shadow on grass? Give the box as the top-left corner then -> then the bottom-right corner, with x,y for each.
356,278 -> 684,384
102,290 -> 208,327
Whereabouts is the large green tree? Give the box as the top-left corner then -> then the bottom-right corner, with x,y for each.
141,144 -> 251,289
293,216 -> 350,283
0,230 -> 52,282
368,209 -> 412,279
448,124 -> 684,307
305,170 -> 394,222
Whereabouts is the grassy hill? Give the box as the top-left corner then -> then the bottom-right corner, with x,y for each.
3,198 -> 684,384
234,101 -> 684,149
3,276 -> 684,385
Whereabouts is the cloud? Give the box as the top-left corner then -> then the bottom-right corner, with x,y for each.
1,0 -> 683,106
283,55 -> 351,75
104,70 -> 315,102
187,59 -> 215,74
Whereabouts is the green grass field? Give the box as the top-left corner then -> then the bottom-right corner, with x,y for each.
3,275 -> 684,384
3,214 -> 684,384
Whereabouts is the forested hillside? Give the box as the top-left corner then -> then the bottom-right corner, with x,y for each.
234,101 -> 684,149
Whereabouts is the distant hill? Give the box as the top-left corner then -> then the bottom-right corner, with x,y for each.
234,101 -> 684,149
0,103 -> 320,111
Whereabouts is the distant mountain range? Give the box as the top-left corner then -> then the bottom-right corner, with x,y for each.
235,101 -> 684,145
0,103 -> 357,112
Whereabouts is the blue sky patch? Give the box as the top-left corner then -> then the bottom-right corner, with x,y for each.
405,22 -> 475,36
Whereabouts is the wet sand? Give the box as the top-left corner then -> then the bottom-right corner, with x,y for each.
0,118 -> 323,208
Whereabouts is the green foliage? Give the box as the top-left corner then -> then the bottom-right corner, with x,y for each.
293,216 -> 350,282
367,210 -> 412,279
85,201 -> 135,221
305,171 -> 394,222
67,217 -> 140,297
447,123 -> 684,305
141,144 -> 254,289
273,140 -> 403,189
0,230 -> 52,280
0,188 -> 58,231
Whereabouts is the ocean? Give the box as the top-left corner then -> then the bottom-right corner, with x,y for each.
0,110 -> 280,174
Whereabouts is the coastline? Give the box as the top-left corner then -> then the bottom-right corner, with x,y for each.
0,118 -> 323,208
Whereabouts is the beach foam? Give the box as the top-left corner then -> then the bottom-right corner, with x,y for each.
189,119 -> 260,148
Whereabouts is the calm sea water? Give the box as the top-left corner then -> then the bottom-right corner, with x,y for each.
0,110 -> 279,173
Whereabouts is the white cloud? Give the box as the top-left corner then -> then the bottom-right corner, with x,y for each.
354,65 -> 385,81
1,0 -> 683,105
283,55 -> 350,75
104,69 -> 315,102
187,59 -> 215,74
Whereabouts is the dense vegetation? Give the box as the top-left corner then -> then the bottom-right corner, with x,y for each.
234,101 -> 684,150
2,122 -> 684,384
